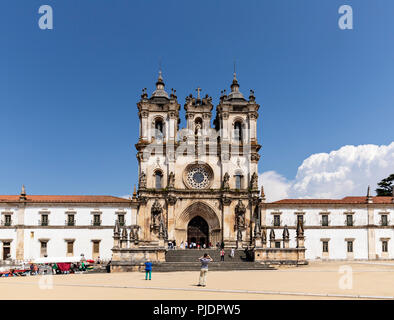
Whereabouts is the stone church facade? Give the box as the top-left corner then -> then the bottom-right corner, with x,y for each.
134,71 -> 262,249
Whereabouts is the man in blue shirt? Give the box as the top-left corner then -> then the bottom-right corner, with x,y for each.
145,260 -> 152,280
198,253 -> 213,287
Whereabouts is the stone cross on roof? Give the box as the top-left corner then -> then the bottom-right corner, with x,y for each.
196,87 -> 201,99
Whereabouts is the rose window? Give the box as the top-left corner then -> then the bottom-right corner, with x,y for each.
186,166 -> 211,189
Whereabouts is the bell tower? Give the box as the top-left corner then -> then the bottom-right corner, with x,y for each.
215,72 -> 261,189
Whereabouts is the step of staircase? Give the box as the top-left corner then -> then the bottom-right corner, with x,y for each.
151,262 -> 275,272
165,249 -> 248,263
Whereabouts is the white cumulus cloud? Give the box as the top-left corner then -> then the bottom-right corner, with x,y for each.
260,142 -> 394,202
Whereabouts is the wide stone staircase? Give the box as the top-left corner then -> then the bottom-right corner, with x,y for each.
152,249 -> 275,272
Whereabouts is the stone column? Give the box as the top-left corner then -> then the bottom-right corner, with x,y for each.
15,203 -> 26,261
282,225 -> 290,248
222,196 -> 233,246
367,205 -> 376,260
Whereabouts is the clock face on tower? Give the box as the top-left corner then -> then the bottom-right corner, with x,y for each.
184,163 -> 213,189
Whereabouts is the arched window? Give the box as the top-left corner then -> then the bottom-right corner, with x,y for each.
235,173 -> 243,189
154,119 -> 164,139
234,121 -> 243,142
155,171 -> 163,189
195,118 -> 202,135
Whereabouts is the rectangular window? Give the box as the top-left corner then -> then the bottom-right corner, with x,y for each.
322,241 -> 329,253
297,215 -> 304,225
40,241 -> 48,257
381,215 -> 388,226
93,241 -> 100,253
2,242 -> 10,260
322,215 -> 329,226
93,214 -> 101,226
347,241 -> 353,253
346,215 -> 353,227
382,241 -> 388,253
67,242 -> 74,255
67,214 -> 75,226
273,215 -> 280,227
4,215 -> 11,226
118,214 -> 125,226
275,241 -> 281,248
41,214 -> 49,226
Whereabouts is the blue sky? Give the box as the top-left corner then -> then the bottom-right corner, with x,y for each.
1,0 -> 393,197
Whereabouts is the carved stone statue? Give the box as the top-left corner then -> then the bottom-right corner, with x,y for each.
139,171 -> 147,189
296,219 -> 304,237
158,218 -> 167,240
235,200 -> 246,229
250,172 -> 258,190
168,172 -> 175,188
151,199 -> 162,228
283,225 -> 289,240
130,225 -> 140,242
269,228 -> 275,241
262,227 -> 267,243
222,172 -> 230,189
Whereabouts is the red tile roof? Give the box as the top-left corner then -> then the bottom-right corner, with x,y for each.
0,195 -> 131,203
270,196 -> 393,205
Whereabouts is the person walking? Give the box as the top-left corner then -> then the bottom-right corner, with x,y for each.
230,248 -> 235,259
185,241 -> 188,249
198,253 -> 213,287
220,248 -> 225,261
144,259 -> 152,280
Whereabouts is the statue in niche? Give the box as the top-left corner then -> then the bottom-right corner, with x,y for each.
139,171 -> 147,189
222,172 -> 230,189
151,199 -> 162,228
250,172 -> 258,190
235,200 -> 246,229
168,172 -> 175,188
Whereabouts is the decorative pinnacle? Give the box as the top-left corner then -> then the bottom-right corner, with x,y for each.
132,185 -> 137,199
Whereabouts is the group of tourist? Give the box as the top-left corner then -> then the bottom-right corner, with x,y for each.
179,241 -> 213,250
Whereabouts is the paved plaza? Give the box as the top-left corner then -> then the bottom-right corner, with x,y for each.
1,261 -> 394,300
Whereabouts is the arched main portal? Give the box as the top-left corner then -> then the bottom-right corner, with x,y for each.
187,216 -> 209,246
176,202 -> 221,245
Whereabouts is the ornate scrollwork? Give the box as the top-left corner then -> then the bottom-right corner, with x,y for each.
221,196 -> 232,206
166,195 -> 177,206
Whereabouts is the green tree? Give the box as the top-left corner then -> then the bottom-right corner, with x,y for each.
376,174 -> 394,196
